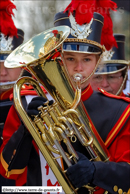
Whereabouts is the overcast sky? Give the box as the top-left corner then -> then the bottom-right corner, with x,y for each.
13,1 -> 71,42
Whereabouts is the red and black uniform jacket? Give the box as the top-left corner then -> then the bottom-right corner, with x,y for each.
0,85 -> 130,194
0,89 -> 16,188
0,89 -> 14,146
0,85 -> 43,187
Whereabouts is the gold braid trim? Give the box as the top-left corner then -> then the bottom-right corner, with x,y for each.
0,51 -> 12,54
105,107 -> 130,146
17,34 -> 24,39
116,40 -> 125,43
54,17 -> 103,25
0,152 -> 26,178
64,38 -> 105,51
104,60 -> 129,65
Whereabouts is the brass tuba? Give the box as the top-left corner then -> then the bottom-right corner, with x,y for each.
5,26 -> 110,194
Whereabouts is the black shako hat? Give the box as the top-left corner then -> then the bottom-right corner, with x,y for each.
0,29 -> 24,61
95,34 -> 129,74
54,11 -> 104,54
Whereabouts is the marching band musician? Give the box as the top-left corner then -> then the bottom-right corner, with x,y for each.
0,0 -> 130,194
0,28 -> 24,146
0,0 -> 25,189
53,2 -> 130,194
90,34 -> 130,97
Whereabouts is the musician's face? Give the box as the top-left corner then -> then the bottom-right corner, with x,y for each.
63,52 -> 98,90
0,61 -> 22,94
90,72 -> 124,95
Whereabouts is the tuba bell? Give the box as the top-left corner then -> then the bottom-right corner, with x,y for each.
5,26 -> 110,194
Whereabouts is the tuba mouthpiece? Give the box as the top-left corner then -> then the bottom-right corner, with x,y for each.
73,73 -> 83,82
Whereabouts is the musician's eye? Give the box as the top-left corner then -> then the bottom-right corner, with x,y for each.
84,58 -> 91,62
65,57 -> 74,61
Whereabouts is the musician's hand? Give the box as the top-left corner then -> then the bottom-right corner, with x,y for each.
66,151 -> 95,188
26,96 -> 54,117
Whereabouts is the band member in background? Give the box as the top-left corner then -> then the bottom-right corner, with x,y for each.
0,0 -> 25,188
0,0 -> 130,194
90,34 -> 130,96
0,29 -> 25,145
123,65 -> 130,95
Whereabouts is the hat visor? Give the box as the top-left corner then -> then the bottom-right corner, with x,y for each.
0,54 -> 9,61
95,63 -> 127,74
63,42 -> 101,54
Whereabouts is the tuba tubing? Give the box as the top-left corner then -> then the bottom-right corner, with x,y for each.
13,76 -> 78,194
13,75 -> 110,194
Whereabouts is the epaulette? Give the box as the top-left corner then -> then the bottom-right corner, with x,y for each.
98,88 -> 130,103
9,84 -> 47,101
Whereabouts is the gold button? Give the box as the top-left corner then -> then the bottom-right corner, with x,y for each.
113,185 -> 118,192
123,192 -> 127,194
104,191 -> 108,194
13,149 -> 16,156
118,188 -> 123,194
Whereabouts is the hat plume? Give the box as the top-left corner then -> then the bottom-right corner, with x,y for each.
64,0 -> 118,50
0,0 -> 17,37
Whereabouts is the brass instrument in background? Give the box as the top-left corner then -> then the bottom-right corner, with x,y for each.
5,26 -> 110,194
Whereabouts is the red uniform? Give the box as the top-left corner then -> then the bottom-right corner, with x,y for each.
0,85 -> 37,187
0,85 -> 47,186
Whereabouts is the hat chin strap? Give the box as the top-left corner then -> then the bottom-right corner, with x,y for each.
0,68 -> 24,91
116,66 -> 129,96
